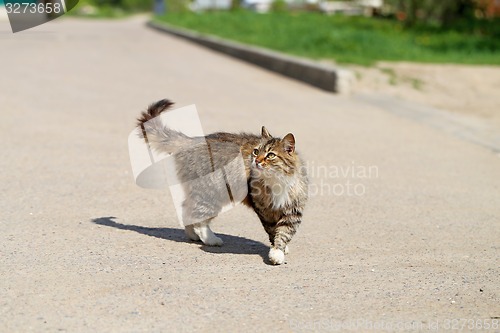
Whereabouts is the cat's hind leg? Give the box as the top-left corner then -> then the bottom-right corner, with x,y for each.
181,196 -> 222,246
193,219 -> 223,246
184,224 -> 200,241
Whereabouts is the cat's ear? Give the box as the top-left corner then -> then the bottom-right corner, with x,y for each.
261,126 -> 272,139
282,133 -> 295,154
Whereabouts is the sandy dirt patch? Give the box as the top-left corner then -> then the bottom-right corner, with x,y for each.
349,62 -> 500,128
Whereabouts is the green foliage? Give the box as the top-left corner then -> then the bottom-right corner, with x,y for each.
384,0 -> 480,28
121,0 -> 152,11
156,11 -> 500,65
230,0 -> 241,11
77,0 -> 152,13
270,0 -> 287,13
165,0 -> 189,13
66,0 -> 130,17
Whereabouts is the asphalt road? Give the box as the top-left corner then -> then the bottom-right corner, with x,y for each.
1,16 -> 499,332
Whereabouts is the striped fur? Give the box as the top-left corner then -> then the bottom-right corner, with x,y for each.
248,128 -> 308,264
137,99 -> 308,265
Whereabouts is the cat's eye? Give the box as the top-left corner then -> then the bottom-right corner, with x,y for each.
252,149 -> 259,156
266,152 -> 276,160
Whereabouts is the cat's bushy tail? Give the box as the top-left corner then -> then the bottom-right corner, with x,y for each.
137,99 -> 192,154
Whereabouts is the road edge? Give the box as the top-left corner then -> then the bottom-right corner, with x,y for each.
147,20 -> 353,94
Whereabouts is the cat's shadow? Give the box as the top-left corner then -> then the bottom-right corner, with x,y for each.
91,217 -> 270,264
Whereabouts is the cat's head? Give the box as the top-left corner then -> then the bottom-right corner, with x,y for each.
251,126 -> 298,176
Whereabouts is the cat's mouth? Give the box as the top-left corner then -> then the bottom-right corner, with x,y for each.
253,162 -> 277,179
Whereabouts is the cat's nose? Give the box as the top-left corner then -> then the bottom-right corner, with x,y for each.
254,157 -> 265,169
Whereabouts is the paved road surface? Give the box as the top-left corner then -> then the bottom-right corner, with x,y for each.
1,16 -> 499,332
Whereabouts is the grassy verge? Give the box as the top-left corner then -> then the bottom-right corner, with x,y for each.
66,0 -> 150,18
155,11 -> 500,66
67,6 -> 132,18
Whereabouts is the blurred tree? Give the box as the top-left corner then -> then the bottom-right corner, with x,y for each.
165,0 -> 189,12
230,0 -> 240,11
270,0 -> 287,13
386,0 -> 477,27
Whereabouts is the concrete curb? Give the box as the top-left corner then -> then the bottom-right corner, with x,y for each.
147,20 -> 353,93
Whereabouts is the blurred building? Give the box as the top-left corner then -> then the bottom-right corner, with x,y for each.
239,0 -> 384,14
190,0 -> 232,11
318,0 -> 383,16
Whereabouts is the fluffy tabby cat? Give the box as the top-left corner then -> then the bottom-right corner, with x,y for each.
137,99 -> 308,265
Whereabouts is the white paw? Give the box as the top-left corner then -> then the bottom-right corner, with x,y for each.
203,235 -> 224,247
269,248 -> 285,265
284,245 -> 289,255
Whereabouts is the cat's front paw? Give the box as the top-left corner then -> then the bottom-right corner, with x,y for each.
269,248 -> 285,265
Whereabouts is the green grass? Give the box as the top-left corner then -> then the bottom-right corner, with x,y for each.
66,0 -> 151,18
155,11 -> 500,65
67,6 -> 131,18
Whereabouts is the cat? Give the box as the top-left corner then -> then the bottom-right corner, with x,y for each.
137,99 -> 308,265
